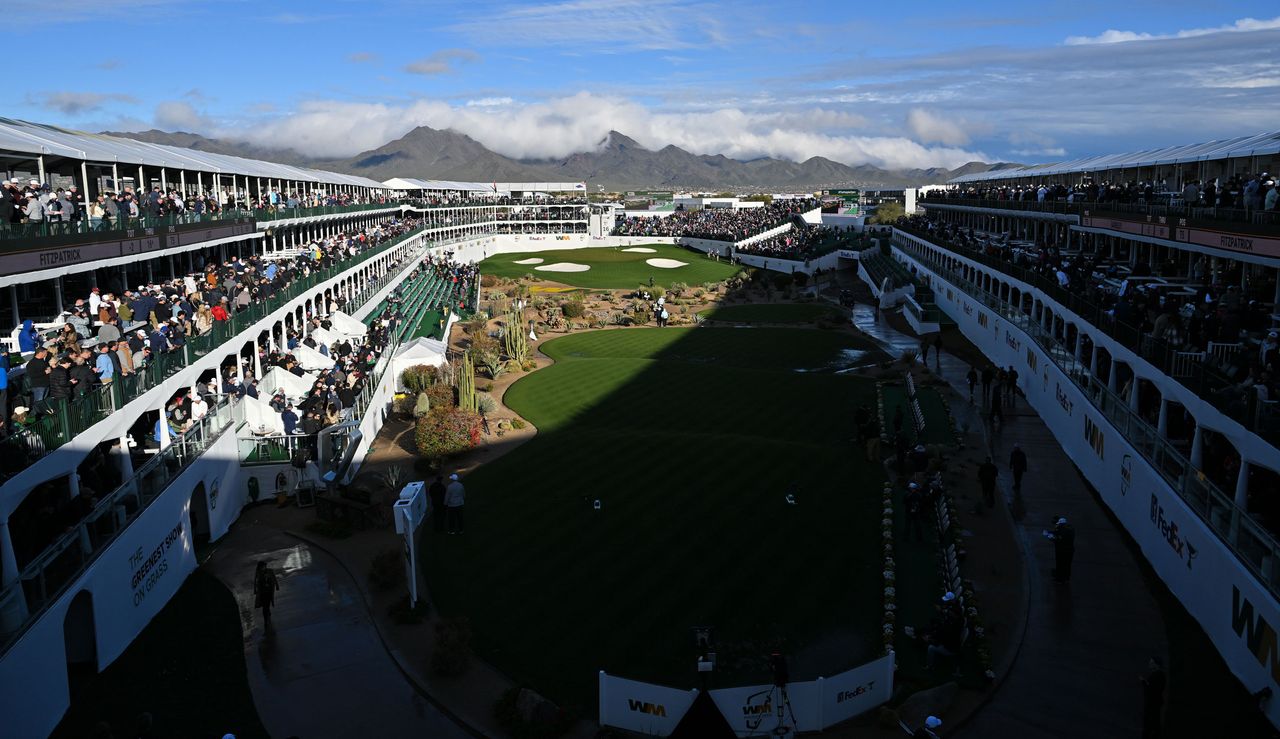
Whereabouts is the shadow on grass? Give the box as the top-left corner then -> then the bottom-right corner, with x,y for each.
419,274 -> 917,715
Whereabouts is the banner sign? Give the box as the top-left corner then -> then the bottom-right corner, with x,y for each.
2,217 -> 257,276
600,654 -> 894,736
815,654 -> 895,728
393,482 -> 427,606
599,672 -> 697,736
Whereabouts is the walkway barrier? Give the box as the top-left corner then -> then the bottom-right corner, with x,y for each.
598,653 -> 894,736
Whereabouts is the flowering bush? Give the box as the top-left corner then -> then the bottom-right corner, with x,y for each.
416,406 -> 483,461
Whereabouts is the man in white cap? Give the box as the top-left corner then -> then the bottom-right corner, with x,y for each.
445,472 -> 466,534
1045,516 -> 1075,583
1260,330 -> 1278,369
924,592 -> 963,670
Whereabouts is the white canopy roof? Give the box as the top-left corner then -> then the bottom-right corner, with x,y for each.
260,366 -> 317,401
241,395 -> 285,435
309,327 -> 344,348
949,130 -> 1280,184
0,117 -> 386,189
390,336 -> 448,390
327,310 -> 368,339
290,344 -> 334,372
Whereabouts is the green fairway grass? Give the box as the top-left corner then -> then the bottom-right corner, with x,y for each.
881,384 -> 956,446
701,302 -> 839,324
423,327 -> 890,711
478,243 -> 743,289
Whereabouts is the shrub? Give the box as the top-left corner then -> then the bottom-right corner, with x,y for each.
432,618 -> 473,677
511,418 -> 528,430
369,548 -> 406,591
480,273 -> 498,288
521,359 -> 538,372
793,272 -> 810,287
612,313 -> 634,326
561,300 -> 586,319
414,392 -> 431,418
388,595 -> 429,625
476,393 -> 498,416
401,364 -> 439,394
693,288 -> 705,299
634,310 -> 652,325
424,382 -> 456,409
668,281 -> 689,297
493,686 -> 575,739
772,272 -> 794,290
416,406 -> 482,461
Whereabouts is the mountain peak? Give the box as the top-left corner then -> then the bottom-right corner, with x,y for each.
600,130 -> 643,151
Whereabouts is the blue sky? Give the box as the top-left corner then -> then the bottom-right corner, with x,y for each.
8,1 -> 1280,170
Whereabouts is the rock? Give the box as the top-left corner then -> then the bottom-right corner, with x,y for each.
515,687 -> 558,725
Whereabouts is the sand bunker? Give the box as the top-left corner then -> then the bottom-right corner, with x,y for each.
646,258 -> 688,269
513,257 -> 544,265
535,262 -> 591,273
622,247 -> 657,253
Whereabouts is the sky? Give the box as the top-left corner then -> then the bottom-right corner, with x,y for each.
7,1 -> 1280,172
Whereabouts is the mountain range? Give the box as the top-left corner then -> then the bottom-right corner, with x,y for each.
105,126 -> 1020,191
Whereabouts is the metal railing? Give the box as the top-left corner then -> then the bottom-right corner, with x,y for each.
1,227 -> 428,466
893,232 -> 1280,600
921,196 -> 1280,230
892,224 -> 1258,429
0,394 -> 238,652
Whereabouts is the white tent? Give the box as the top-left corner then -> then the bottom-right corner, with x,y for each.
261,366 -> 317,401
391,337 -> 448,391
310,327 -> 343,349
241,395 -> 285,435
291,344 -> 334,372
328,311 -> 368,339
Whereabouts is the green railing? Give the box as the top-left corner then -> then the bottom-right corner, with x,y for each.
894,232 -> 1280,600
251,202 -> 403,222
2,227 -> 428,465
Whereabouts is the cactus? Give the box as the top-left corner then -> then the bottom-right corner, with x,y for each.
414,391 -> 431,418
503,310 -> 529,364
457,350 -> 477,413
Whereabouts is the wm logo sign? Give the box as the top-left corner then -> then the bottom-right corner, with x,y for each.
628,699 -> 667,717
1232,586 -> 1280,684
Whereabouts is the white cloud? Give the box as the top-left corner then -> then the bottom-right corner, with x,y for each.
450,0 -> 726,51
905,108 -> 971,146
347,51 -> 379,64
154,101 -> 211,131
1011,147 -> 1066,158
466,97 -> 515,107
405,49 -> 480,76
1065,15 -> 1280,45
208,93 -> 985,170
28,91 -> 137,115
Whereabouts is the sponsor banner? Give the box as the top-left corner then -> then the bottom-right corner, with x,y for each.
599,673 -> 696,736
710,680 -> 821,736
1173,226 -> 1280,259
2,219 -> 257,276
1081,215 -> 1170,240
816,654 -> 895,728
837,249 -> 860,260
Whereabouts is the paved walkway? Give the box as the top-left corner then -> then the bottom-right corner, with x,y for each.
203,515 -> 472,739
846,297 -> 1170,737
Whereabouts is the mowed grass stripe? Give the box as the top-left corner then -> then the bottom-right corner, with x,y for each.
424,326 -> 884,710
478,243 -> 742,289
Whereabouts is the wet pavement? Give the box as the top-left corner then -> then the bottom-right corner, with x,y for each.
204,521 -> 471,739
844,293 -> 1168,738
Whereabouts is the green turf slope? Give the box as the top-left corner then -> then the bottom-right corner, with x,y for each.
423,327 -> 887,711
478,243 -> 742,289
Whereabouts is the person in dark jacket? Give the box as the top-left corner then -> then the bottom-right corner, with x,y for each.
69,355 -> 96,396
48,356 -> 73,400
1046,516 -> 1075,583
1009,443 -> 1028,491
978,456 -> 999,508
429,475 -> 447,533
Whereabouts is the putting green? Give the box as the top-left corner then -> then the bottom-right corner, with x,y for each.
478,243 -> 742,289
701,303 -> 841,324
423,327 -> 888,710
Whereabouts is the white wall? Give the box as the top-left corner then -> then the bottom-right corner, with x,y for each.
900,248 -> 1280,731
0,427 -> 242,739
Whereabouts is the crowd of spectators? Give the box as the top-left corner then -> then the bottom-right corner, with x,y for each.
1,177 -> 392,234
897,214 -> 1277,421
736,225 -> 853,261
3,215 -> 421,434
612,198 -> 820,242
930,173 -> 1278,211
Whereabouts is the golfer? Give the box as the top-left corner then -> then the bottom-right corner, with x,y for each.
445,473 -> 466,534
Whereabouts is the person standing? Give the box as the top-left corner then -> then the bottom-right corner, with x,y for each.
919,338 -> 930,365
905,482 -> 926,541
445,473 -> 466,534
1141,656 -> 1166,739
966,365 -> 978,402
1009,443 -> 1027,492
933,333 -> 943,368
25,347 -> 52,411
429,475 -> 447,533
253,561 -> 279,628
978,456 -> 999,509
988,387 -> 1003,430
981,364 -> 995,402
1046,517 -> 1075,583
1005,366 -> 1019,407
